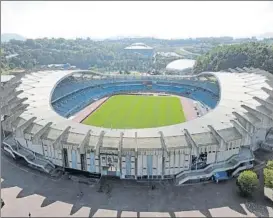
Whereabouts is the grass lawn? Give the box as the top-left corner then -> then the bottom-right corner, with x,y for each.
82,95 -> 186,129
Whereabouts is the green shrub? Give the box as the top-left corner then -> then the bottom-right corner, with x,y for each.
264,168 -> 273,188
266,160 -> 273,170
264,160 -> 273,189
237,170 -> 258,197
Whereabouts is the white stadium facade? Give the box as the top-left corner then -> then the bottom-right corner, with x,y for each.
1,67 -> 273,185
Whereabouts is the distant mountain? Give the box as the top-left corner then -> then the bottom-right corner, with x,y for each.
1,33 -> 26,42
257,32 -> 273,40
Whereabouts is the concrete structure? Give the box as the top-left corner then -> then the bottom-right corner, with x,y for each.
1,75 -> 15,84
166,59 -> 195,74
124,43 -> 154,57
1,67 -> 273,185
265,187 -> 273,202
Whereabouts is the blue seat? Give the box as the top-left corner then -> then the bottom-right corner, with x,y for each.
51,77 -> 220,117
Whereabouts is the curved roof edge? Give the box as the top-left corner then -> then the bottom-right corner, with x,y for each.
1,68 -> 273,150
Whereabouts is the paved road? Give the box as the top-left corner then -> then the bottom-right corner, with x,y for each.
1,153 -> 273,217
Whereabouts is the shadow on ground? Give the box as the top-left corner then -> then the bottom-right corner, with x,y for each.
1,153 -> 272,217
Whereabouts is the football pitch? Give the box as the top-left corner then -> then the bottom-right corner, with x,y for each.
82,95 -> 186,129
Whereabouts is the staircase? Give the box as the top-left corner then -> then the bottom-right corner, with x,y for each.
261,143 -> 273,151
176,153 -> 254,185
262,128 -> 273,150
3,135 -> 55,174
44,163 -> 55,173
231,163 -> 254,177
262,139 -> 273,150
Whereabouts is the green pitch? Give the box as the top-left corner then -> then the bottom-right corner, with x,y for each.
82,95 -> 186,129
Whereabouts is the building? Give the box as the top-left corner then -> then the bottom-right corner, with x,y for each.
47,63 -> 76,70
166,59 -> 196,74
1,67 -> 273,185
124,43 -> 154,57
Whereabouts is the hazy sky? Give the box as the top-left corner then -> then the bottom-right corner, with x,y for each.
2,1 -> 273,39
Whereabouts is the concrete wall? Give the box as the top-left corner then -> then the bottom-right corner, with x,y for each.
252,127 -> 267,150
13,134 -> 245,179
121,153 -> 136,178
71,149 -> 77,169
15,137 -> 27,148
264,187 -> 273,202
86,151 -> 96,173
26,140 -> 44,155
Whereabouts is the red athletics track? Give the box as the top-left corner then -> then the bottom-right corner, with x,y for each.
179,96 -> 197,121
72,97 -> 109,123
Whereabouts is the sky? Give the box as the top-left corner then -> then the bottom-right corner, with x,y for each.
1,1 -> 273,39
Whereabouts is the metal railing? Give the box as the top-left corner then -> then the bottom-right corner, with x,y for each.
176,154 -> 254,185
3,137 -> 55,173
231,164 -> 254,177
176,154 -> 238,179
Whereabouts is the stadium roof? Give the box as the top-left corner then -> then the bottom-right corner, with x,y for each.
166,59 -> 195,71
1,75 -> 15,83
4,68 -> 273,150
124,42 -> 153,50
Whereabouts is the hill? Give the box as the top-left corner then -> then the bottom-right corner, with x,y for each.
193,42 -> 273,74
1,36 -> 270,74
1,33 -> 26,42
257,32 -> 273,40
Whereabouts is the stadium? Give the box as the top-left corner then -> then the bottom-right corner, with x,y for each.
1,67 -> 273,185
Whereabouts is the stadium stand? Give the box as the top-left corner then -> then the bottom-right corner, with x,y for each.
1,68 -> 273,185
51,78 -> 219,118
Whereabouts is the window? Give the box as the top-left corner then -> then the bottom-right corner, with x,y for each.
80,154 -> 86,171
62,148 -> 68,168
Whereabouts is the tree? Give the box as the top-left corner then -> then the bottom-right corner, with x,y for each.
237,170 -> 259,197
264,160 -> 273,189
2,37 -> 272,74
8,62 -> 16,69
26,62 -> 34,69
193,42 -> 273,74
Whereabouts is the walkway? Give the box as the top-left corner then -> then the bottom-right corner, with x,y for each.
1,153 -> 272,217
3,135 -> 55,173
